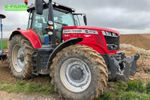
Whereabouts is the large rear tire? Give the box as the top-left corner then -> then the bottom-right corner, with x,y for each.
9,35 -> 34,79
50,45 -> 108,100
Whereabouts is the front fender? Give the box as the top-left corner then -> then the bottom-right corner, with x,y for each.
47,38 -> 83,67
9,29 -> 42,49
78,42 -> 109,54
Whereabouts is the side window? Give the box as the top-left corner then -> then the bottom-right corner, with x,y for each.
74,15 -> 81,26
32,9 -> 48,44
32,9 -> 48,32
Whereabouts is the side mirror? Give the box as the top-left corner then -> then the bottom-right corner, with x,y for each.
83,15 -> 87,26
35,0 -> 43,15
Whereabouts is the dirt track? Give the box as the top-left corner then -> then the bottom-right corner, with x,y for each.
0,63 -> 50,84
0,63 -> 59,100
121,34 -> 150,50
0,91 -> 56,100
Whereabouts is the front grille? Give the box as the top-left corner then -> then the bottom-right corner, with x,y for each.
104,36 -> 120,50
94,35 -> 105,47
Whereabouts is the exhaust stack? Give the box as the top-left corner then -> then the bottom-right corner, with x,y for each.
24,0 -> 28,5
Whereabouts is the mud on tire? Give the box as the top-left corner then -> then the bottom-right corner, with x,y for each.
9,35 -> 34,79
50,45 -> 108,100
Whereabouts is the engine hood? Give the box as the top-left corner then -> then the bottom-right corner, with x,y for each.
63,26 -> 120,36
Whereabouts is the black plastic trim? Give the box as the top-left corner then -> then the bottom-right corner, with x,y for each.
47,38 -> 83,69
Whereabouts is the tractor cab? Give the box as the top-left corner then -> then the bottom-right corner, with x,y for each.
27,2 -> 85,46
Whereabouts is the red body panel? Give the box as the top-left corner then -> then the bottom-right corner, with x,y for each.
11,29 -> 42,48
63,26 -> 120,54
11,26 -> 120,55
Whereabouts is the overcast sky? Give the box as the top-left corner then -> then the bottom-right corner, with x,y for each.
0,0 -> 150,38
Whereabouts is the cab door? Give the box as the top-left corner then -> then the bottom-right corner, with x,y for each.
31,9 -> 49,44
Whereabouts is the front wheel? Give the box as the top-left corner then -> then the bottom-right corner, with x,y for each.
50,45 -> 108,100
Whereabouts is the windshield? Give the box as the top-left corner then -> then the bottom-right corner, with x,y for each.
53,10 -> 75,26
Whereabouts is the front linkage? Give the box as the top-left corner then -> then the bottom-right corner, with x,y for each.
103,51 -> 140,81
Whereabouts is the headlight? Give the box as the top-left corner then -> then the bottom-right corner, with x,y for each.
63,29 -> 98,34
107,44 -> 119,50
102,31 -> 118,37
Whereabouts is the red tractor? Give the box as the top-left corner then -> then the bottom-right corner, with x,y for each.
9,0 -> 139,100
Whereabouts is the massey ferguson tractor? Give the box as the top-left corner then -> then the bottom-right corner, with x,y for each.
9,0 -> 140,100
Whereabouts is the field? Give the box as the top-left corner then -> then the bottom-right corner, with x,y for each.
0,39 -> 8,50
120,34 -> 150,50
0,34 -> 150,100
0,63 -> 58,100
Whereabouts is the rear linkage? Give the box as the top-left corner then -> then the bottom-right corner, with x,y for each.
102,51 -> 140,81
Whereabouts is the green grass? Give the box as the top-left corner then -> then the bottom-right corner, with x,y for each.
0,81 -> 56,95
98,80 -> 150,100
0,40 -> 8,50
0,79 -> 150,99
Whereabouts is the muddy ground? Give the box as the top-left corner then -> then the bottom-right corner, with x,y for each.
121,44 -> 150,83
0,91 -> 56,100
0,63 -> 59,100
0,63 -> 50,84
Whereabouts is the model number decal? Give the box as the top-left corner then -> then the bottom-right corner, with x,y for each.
63,29 -> 98,34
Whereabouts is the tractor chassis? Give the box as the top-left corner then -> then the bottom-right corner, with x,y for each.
31,38 -> 83,75
32,48 -> 53,75
31,46 -> 140,81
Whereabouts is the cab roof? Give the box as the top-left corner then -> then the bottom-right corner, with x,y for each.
27,2 -> 75,13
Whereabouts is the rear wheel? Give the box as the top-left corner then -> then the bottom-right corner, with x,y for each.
50,45 -> 108,100
9,35 -> 34,79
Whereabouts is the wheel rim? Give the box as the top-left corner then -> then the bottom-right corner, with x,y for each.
60,58 -> 91,93
12,44 -> 25,72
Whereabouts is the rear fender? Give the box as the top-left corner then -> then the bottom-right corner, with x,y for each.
9,29 -> 42,49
